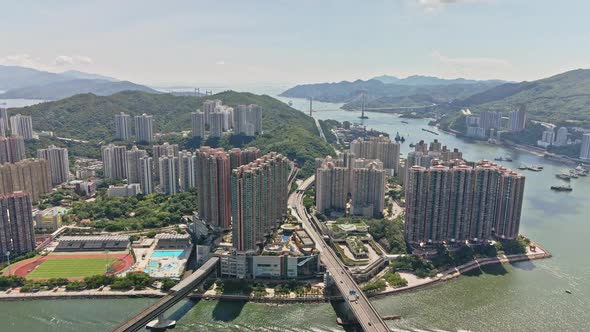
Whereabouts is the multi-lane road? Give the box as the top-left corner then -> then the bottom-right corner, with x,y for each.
290,176 -> 389,332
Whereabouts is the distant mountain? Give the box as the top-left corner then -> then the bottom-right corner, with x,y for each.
458,69 -> 590,125
60,70 -> 117,81
0,65 -> 156,100
280,79 -> 503,105
372,75 -> 506,86
0,65 -> 68,90
0,79 -> 158,100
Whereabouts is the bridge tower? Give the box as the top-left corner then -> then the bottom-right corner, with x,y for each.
359,90 -> 368,119
309,97 -> 313,117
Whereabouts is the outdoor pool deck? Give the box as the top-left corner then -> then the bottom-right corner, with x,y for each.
151,250 -> 185,258
132,243 -> 190,279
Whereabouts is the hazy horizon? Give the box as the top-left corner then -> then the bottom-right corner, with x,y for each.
2,0 -> 589,86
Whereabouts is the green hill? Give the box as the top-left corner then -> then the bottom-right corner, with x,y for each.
460,69 -> 590,126
13,90 -> 334,177
280,79 -> 502,104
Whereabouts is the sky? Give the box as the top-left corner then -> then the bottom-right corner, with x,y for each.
1,0 -> 590,87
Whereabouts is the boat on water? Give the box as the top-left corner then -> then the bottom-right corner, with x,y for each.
518,165 -> 528,170
571,168 -> 587,176
421,128 -> 439,135
494,156 -> 513,162
409,142 -> 416,148
551,185 -> 573,192
401,120 -> 409,124
556,173 -> 572,181
566,290 -> 572,294
527,165 -> 542,172
568,171 -> 579,178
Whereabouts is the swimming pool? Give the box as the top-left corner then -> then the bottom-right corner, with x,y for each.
151,250 -> 184,258
144,260 -> 179,273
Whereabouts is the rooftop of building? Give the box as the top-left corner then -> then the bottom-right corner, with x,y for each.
37,206 -> 69,217
58,235 -> 130,242
155,233 -> 191,240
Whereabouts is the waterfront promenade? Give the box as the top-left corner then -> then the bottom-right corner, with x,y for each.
367,241 -> 552,298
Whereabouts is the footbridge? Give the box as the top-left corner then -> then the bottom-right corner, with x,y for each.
113,257 -> 219,332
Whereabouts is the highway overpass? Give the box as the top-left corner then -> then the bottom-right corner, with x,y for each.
291,176 -> 390,332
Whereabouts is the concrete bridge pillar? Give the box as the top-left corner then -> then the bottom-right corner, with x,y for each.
146,313 -> 176,331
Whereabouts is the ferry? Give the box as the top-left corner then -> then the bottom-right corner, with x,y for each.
527,165 -> 542,172
550,185 -> 573,192
555,173 -> 572,181
494,156 -> 513,162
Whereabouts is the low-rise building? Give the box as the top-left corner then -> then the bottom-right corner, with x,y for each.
77,181 -> 97,197
34,206 -> 67,231
55,235 -> 130,252
218,251 -> 320,280
107,184 -> 141,198
155,233 -> 190,249
293,229 -> 315,255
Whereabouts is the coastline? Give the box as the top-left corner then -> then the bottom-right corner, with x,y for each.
366,241 -> 552,299
0,241 -> 551,303
0,289 -> 165,301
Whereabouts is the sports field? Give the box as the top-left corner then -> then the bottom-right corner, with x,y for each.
26,257 -> 119,279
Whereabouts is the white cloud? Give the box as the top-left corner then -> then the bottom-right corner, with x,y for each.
432,51 -> 510,67
415,0 -> 485,13
0,54 -> 46,69
54,55 -> 94,66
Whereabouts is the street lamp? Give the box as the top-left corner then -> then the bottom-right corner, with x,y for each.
5,251 -> 10,276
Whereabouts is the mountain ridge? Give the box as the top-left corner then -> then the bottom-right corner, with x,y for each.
0,65 -> 155,100
12,90 -> 334,177
0,79 -> 158,100
456,68 -> 590,125
280,79 -> 502,105
372,74 -> 506,86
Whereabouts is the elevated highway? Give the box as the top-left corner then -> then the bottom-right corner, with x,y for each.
113,257 -> 219,332
291,176 -> 389,332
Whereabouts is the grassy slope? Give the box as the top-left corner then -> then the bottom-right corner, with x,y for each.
461,69 -> 590,126
13,90 -> 334,176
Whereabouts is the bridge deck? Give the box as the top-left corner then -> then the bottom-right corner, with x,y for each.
113,257 -> 219,332
293,176 -> 389,332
